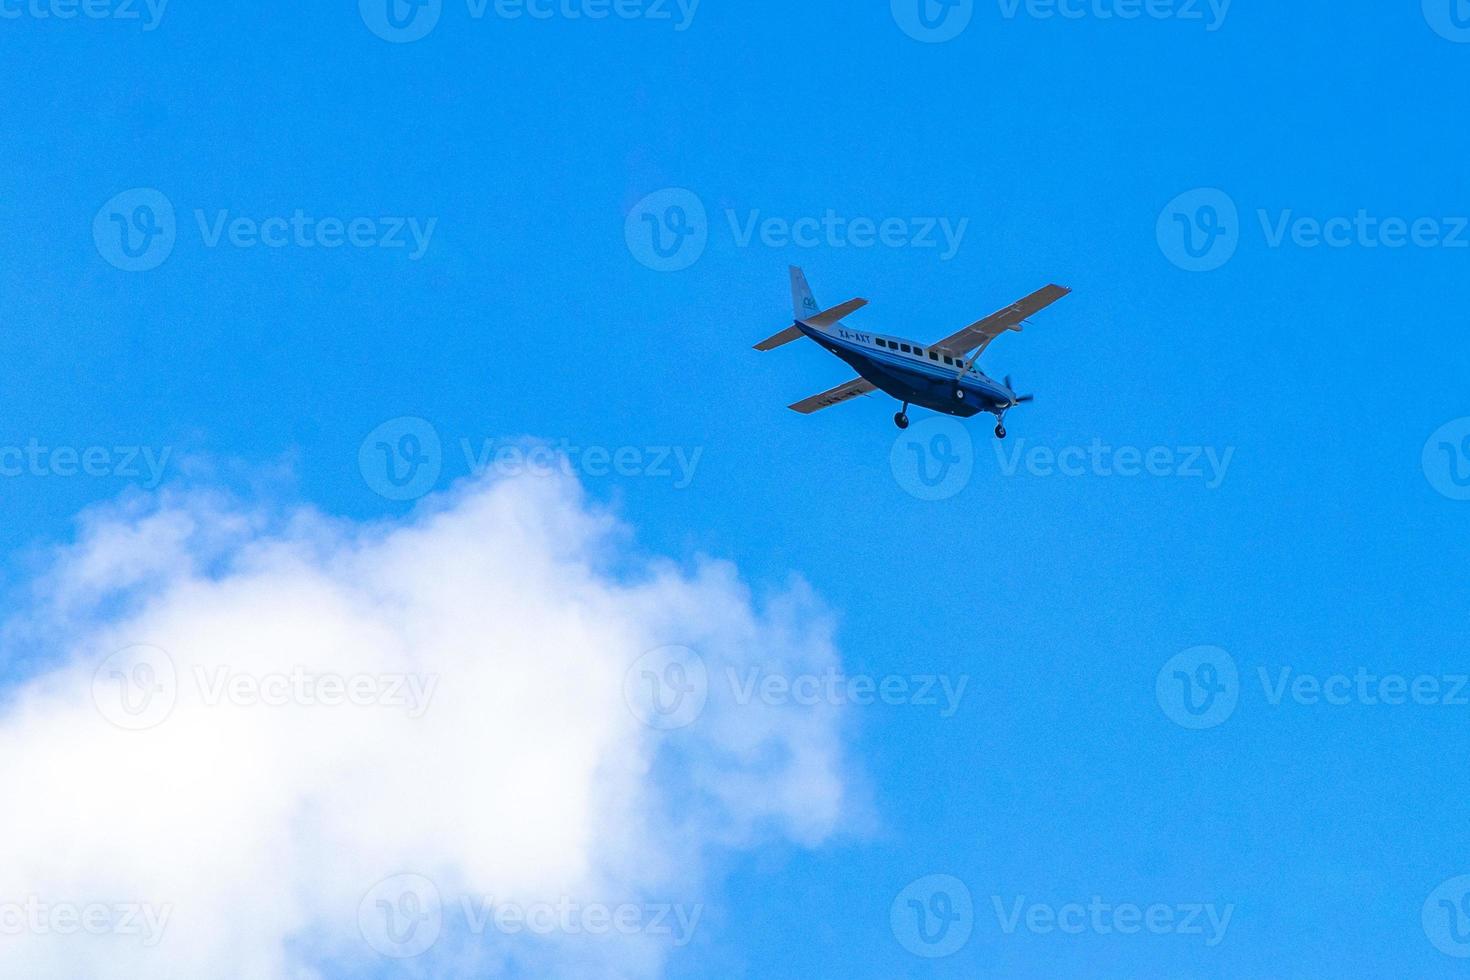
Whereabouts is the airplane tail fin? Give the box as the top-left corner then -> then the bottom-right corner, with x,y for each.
756,267 -> 869,351
790,266 -> 820,322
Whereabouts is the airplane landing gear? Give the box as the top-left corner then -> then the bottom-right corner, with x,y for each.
895,403 -> 910,430
994,423 -> 1007,439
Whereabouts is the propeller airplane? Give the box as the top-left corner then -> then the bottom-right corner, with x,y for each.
756,267 -> 1070,438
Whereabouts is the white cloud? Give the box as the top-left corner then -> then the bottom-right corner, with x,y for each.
0,470 -> 850,978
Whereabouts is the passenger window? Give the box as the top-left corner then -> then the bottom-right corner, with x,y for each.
929,352 -> 939,361
900,344 -> 911,353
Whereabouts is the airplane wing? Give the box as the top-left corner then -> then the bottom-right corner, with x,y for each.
933,284 -> 1071,359
788,377 -> 876,414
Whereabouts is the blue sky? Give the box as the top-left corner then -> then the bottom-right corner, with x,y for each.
3,1 -> 1470,977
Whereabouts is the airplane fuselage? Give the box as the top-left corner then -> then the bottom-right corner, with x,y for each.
798,321 -> 1016,419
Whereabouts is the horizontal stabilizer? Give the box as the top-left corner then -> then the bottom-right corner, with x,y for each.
804,297 -> 868,328
754,325 -> 804,351
755,297 -> 869,350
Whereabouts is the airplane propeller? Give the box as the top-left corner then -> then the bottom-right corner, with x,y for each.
1005,376 -> 1035,405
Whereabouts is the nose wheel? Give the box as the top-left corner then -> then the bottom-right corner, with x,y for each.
994,423 -> 1007,439
894,403 -> 910,429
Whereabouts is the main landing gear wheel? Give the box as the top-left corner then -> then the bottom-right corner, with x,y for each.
995,423 -> 1007,439
894,412 -> 910,430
